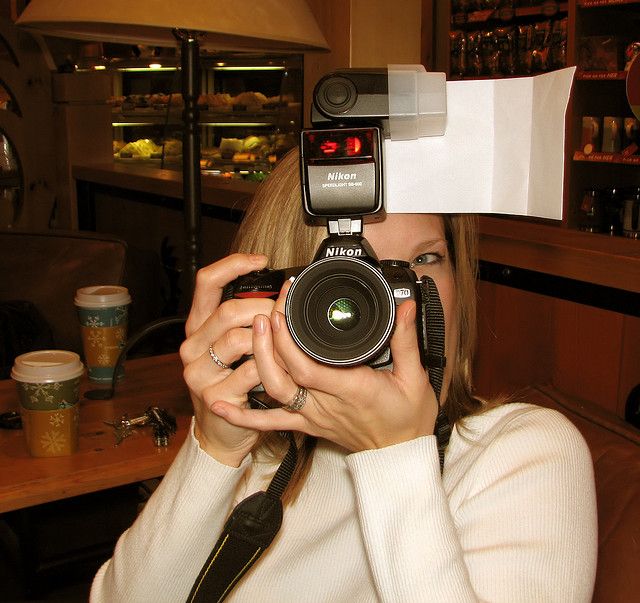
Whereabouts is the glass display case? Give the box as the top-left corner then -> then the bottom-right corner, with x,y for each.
109,53 -> 303,182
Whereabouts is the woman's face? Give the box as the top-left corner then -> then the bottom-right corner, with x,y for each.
365,213 -> 458,400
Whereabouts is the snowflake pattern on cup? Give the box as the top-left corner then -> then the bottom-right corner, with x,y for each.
20,395 -> 79,456
78,304 -> 128,381
23,382 -> 64,405
40,430 -> 66,453
80,305 -> 128,328
88,328 -> 106,349
49,411 -> 65,428
17,378 -> 79,411
85,315 -> 102,328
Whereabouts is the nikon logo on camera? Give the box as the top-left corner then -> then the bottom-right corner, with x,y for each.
322,171 -> 363,190
324,247 -> 364,258
327,172 -> 357,181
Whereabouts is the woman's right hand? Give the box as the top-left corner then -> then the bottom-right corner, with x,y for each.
179,253 -> 273,466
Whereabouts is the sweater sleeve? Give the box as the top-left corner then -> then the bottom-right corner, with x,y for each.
90,419 -> 251,603
345,406 -> 598,603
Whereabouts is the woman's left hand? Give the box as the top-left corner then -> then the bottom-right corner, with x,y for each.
209,284 -> 439,452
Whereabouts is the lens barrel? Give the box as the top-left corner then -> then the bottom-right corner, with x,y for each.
285,257 -> 395,366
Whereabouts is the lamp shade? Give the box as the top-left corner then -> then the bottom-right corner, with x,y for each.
16,0 -> 329,52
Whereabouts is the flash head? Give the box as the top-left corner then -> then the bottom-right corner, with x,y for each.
300,127 -> 383,218
301,65 -> 447,221
311,68 -> 391,135
311,66 -> 447,140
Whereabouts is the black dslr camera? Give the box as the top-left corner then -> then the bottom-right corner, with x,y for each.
225,69 -> 436,369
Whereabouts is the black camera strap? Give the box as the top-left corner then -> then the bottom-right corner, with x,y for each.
420,275 -> 452,469
187,430 -> 297,603
186,276 -> 451,602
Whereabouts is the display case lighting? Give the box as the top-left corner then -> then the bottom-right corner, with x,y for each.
200,122 -> 271,127
116,66 -> 177,72
213,66 -> 285,71
112,122 -> 159,127
112,122 -> 272,128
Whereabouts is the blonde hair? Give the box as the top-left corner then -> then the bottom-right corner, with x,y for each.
231,149 -> 483,500
231,150 -> 324,266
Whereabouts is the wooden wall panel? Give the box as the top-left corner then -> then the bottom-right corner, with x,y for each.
350,0 -> 422,67
304,0 -> 425,128
475,282 -> 554,398
474,280 -> 638,419
474,280 -> 498,396
0,16 -> 57,229
619,315 -> 640,418
304,0 -> 351,128
551,302 -> 624,415
421,0 -> 434,69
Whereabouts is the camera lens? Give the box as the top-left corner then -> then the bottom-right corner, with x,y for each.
286,257 -> 395,366
327,298 -> 361,331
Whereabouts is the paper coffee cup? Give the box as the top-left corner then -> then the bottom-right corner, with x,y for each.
11,350 -> 84,457
20,405 -> 80,456
75,286 -> 131,383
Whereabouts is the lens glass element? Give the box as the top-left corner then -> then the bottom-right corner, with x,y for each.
286,257 -> 395,366
327,298 -> 360,331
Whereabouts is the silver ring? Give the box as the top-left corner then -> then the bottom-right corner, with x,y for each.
283,386 -> 307,412
208,344 -> 231,370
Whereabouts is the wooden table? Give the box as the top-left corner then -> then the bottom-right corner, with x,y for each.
0,353 -> 191,513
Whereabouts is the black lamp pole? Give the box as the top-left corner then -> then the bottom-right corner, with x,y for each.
174,29 -> 202,307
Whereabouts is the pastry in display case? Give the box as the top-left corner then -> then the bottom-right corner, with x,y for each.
110,53 -> 303,181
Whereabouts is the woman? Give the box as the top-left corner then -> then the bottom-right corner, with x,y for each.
91,150 -> 597,602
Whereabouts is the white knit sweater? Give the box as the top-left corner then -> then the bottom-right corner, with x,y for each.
91,402 -> 597,602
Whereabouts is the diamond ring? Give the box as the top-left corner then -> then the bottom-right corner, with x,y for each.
208,344 -> 231,370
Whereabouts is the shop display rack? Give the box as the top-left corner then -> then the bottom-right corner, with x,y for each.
452,1 -> 569,25
435,0 -> 640,293
109,55 -> 303,180
574,150 -> 640,164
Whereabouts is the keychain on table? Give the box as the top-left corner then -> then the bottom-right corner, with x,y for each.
105,406 -> 177,446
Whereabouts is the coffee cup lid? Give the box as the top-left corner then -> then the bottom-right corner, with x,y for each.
74,285 -> 131,308
11,350 -> 84,383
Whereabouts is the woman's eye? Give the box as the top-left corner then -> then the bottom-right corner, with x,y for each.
410,252 -> 443,269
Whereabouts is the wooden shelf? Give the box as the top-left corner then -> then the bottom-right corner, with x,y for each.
479,216 -> 640,293
579,0 -> 640,8
574,150 -> 640,164
448,71 -> 553,81
517,1 -> 569,16
440,2 -> 640,284
576,70 -> 628,80
112,108 -> 292,127
452,1 -> 568,25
